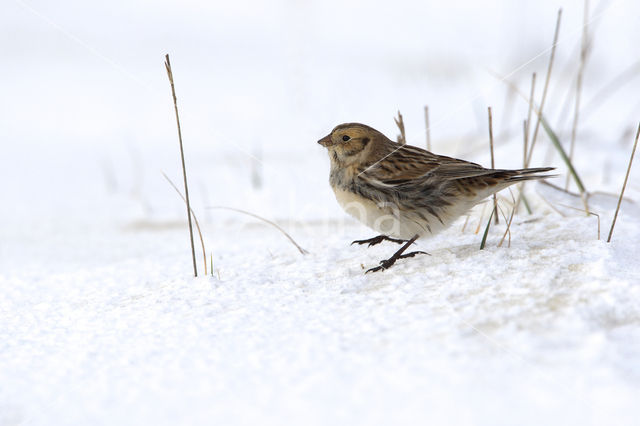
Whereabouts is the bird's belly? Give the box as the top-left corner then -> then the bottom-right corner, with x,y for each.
333,187 -> 436,239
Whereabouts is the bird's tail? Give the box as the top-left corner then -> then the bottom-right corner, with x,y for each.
504,167 -> 557,182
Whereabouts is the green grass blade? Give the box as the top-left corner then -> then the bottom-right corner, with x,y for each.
522,193 -> 533,214
539,115 -> 586,194
480,209 -> 495,250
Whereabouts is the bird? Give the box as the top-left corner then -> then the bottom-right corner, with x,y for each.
317,122 -> 555,273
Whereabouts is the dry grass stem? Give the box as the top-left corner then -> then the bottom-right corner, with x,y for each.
394,111 -> 406,145
498,206 -> 516,248
475,203 -> 488,235
525,73 -> 537,166
161,172 -> 208,276
489,71 -> 588,213
527,9 -> 562,166
559,203 -> 601,240
488,107 -> 499,224
538,192 -> 568,217
540,180 -> 582,197
461,214 -> 471,233
424,106 -> 432,151
497,204 -> 512,247
208,206 -> 309,255
518,120 -> 533,215
539,183 -> 600,239
498,190 -> 517,247
538,116 -> 588,214
566,0 -> 591,190
489,10 -> 561,217
165,54 -> 198,277
607,122 -> 640,243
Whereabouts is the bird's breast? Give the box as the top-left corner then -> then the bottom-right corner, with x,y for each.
332,186 -> 406,238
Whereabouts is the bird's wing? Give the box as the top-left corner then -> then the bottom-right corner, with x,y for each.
360,144 -> 492,185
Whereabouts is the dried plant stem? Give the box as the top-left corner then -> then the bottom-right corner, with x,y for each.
475,203 -> 488,235
498,10 -> 561,218
540,114 -> 590,214
498,189 -> 517,248
424,106 -> 432,151
165,54 -> 198,277
161,172 -> 208,276
538,182 -> 601,240
394,111 -> 406,145
566,0 -> 590,190
525,73 -> 537,166
208,206 -> 309,255
518,120 -> 533,215
527,8 -> 562,166
488,107 -> 499,224
497,203 -> 512,247
498,206 -> 516,248
461,214 -> 471,233
557,203 -> 600,240
488,73 -> 587,205
522,195 -> 532,214
539,115 -> 587,195
522,120 -> 528,168
607,122 -> 640,243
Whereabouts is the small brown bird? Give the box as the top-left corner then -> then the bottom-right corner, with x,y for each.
318,122 -> 554,273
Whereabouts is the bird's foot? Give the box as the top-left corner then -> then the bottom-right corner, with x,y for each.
351,235 -> 408,247
365,251 -> 429,273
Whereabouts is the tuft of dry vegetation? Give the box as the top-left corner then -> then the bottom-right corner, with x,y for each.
394,111 -> 407,145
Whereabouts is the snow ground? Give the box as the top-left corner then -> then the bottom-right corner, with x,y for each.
2,0 -> 640,425
3,198 -> 640,426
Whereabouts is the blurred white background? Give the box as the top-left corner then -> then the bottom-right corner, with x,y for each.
2,0 -> 639,226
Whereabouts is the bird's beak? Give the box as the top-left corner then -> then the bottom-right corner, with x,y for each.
317,134 -> 333,147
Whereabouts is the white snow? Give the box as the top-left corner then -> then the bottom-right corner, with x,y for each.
2,0 -> 640,425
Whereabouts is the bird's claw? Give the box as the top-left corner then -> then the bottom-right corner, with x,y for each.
399,251 -> 429,259
365,265 -> 385,274
351,235 -> 409,247
364,250 -> 430,274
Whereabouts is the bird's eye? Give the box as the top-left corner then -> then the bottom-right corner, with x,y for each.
342,135 -> 350,141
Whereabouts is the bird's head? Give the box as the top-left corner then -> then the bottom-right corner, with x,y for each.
317,123 -> 383,166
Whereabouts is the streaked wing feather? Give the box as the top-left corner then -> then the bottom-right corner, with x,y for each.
358,144 -> 554,205
363,145 -> 489,183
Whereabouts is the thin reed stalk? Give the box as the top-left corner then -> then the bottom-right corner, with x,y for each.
165,54 -> 198,277
525,73 -> 537,166
424,106 -> 432,151
566,0 -> 590,190
162,172 -> 208,276
607,123 -> 640,243
488,107 -> 499,224
526,9 -> 562,166
394,111 -> 406,145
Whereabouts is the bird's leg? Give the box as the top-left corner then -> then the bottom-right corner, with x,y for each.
351,235 -> 408,247
365,235 -> 429,273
